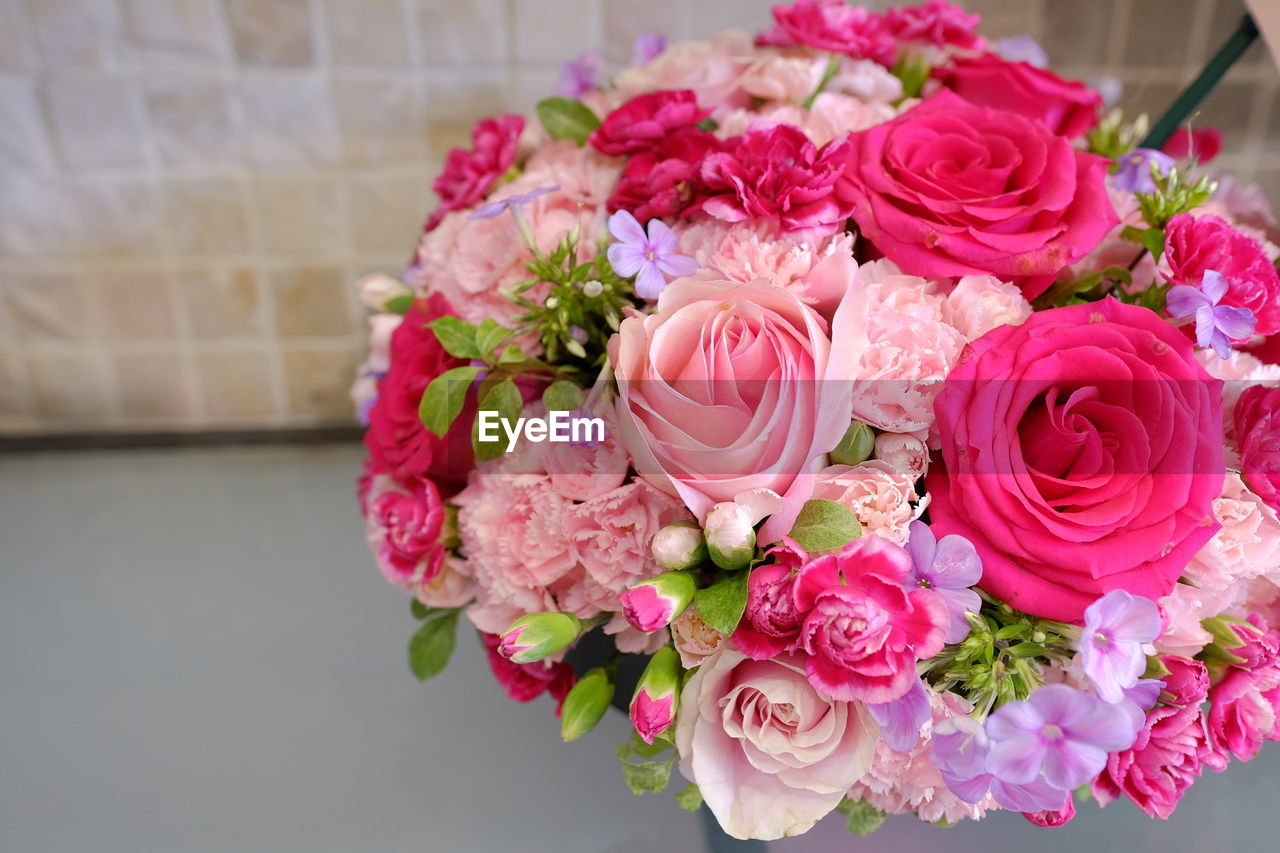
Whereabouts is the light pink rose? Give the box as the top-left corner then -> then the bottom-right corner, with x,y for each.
676,220 -> 856,318
675,649 -> 879,840
941,275 -> 1033,341
874,432 -> 929,481
615,31 -> 756,112
670,606 -> 728,668
609,271 -> 860,544
811,460 -> 918,544
1185,474 -> 1280,593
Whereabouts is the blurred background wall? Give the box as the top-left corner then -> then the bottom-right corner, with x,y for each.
0,0 -> 1276,435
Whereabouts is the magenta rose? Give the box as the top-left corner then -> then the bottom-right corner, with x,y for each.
1234,385 -> 1280,511
700,124 -> 854,238
425,114 -> 523,231
793,536 -> 947,703
588,89 -> 710,157
609,273 -> 860,544
1164,213 -> 1280,336
837,90 -> 1117,299
756,0 -> 896,65
927,299 -> 1225,623
936,54 -> 1102,138
365,294 -> 476,493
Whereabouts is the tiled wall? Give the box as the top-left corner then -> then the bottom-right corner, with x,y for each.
0,0 -> 1277,434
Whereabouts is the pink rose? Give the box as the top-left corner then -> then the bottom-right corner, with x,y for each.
756,0 -> 896,66
1163,213 -> 1280,337
811,460 -> 918,545
700,124 -> 854,238
1236,385 -> 1280,511
837,90 -> 1117,299
364,473 -> 447,594
675,649 -> 879,840
425,115 -> 523,231
609,274 -> 859,544
614,32 -> 756,111
794,536 -> 947,703
588,90 -> 710,156
733,540 -> 808,659
884,1 -> 985,52
927,299 -> 1225,622
936,54 -> 1102,138
1092,702 -> 1213,819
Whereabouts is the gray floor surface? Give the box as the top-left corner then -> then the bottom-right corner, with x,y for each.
1,445 -> 1276,852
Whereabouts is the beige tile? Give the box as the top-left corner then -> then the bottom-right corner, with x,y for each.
181,267 -> 266,338
162,177 -> 253,254
23,0 -> 120,69
96,269 -> 179,342
145,78 -> 239,166
268,266 -> 352,337
0,177 -> 79,257
418,0 -> 508,66
348,172 -> 431,253
332,75 -> 426,163
25,350 -> 112,421
239,71 -> 340,165
512,0 -> 596,64
1205,0 -> 1272,68
681,0 -> 777,36
1195,81 -> 1263,156
4,271 -> 91,343
324,0 -> 410,66
225,0 -> 315,66
253,176 -> 346,256
0,77 -> 56,172
196,348 -> 277,418
423,71 -> 511,154
957,0 -> 1038,41
43,76 -> 147,170
602,0 -> 677,62
1042,0 -> 1114,68
61,177 -> 166,258
1125,0 -> 1196,67
282,345 -> 359,418
114,352 -> 194,419
121,0 -> 229,66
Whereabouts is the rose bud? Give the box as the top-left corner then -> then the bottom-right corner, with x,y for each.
356,272 -> 412,313
560,666 -> 615,742
704,502 -> 756,570
630,646 -> 682,744
651,521 -> 708,570
874,431 -> 929,481
498,612 -> 586,664
829,420 -> 875,466
620,570 -> 696,632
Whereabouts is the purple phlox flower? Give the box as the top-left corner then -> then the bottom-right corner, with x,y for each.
904,520 -> 983,644
557,49 -> 604,98
868,677 -> 931,752
1114,677 -> 1163,733
606,210 -> 699,300
1085,75 -> 1123,107
631,33 -> 668,66
1112,148 -> 1175,194
931,716 -> 1069,813
469,184 -> 560,220
994,35 -> 1048,68
1078,589 -> 1162,703
985,684 -> 1137,791
1166,269 -> 1257,359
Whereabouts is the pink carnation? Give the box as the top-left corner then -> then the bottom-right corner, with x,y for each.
811,460 -> 918,545
794,536 -> 948,703
874,432 -> 930,482
1236,385 -> 1280,512
364,474 -> 447,593
607,127 -> 721,222
1156,582 -> 1238,659
883,1 -> 985,52
757,0 -> 896,66
739,55 -> 829,102
481,632 -> 576,712
614,32 -> 755,111
941,275 -> 1033,341
723,95 -> 895,147
1185,473 -> 1280,594
425,114 -> 523,231
1208,665 -> 1280,763
1164,213 -> 1280,337
700,124 -> 854,238
1092,702 -> 1214,819
588,90 -> 710,156
733,539 -> 808,660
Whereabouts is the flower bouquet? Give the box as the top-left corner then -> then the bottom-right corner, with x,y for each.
353,0 -> 1280,841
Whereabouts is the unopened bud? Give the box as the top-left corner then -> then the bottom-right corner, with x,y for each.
704,502 -> 756,570
651,521 -> 707,570
582,280 -> 604,298
630,646 -> 682,744
560,666 -> 614,741
357,273 -> 412,313
873,432 -> 928,481
829,420 -> 875,466
498,611 -> 584,664
620,570 -> 696,632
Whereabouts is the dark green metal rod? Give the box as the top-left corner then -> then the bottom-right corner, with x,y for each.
1140,13 -> 1260,150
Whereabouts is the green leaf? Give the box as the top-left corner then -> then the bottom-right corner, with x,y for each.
497,345 -> 526,364
384,293 -> 414,315
474,319 -> 512,360
675,782 -> 703,812
836,799 -> 887,836
428,316 -> 482,360
542,379 -> 585,413
472,377 -> 523,462
788,499 -> 862,553
536,97 -> 600,144
1120,225 -> 1166,261
629,729 -> 674,759
617,754 -> 675,796
407,609 -> 460,681
419,365 -> 482,437
693,570 -> 751,636
411,599 -> 431,620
